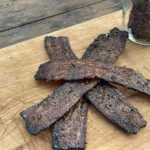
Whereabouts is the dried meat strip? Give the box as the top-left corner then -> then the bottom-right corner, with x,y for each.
35,59 -> 150,96
52,99 -> 88,150
45,36 -> 88,150
21,28 -> 129,136
20,80 -> 97,135
85,80 -> 147,134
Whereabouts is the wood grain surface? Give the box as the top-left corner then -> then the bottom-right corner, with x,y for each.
0,0 -> 103,31
0,11 -> 150,150
0,0 -> 121,48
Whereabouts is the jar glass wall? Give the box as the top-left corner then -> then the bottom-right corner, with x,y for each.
122,0 -> 150,46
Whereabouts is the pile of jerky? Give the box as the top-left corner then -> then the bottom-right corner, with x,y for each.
21,28 -> 149,150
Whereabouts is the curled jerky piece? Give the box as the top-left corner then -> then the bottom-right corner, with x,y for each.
20,80 -> 97,135
85,81 -> 147,134
35,60 -> 150,96
52,99 -> 88,150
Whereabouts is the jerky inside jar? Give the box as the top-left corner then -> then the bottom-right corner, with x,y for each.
122,0 -> 150,45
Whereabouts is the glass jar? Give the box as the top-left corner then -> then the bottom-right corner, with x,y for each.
122,0 -> 150,45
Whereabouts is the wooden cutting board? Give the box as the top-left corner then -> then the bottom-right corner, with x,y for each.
0,11 -> 150,150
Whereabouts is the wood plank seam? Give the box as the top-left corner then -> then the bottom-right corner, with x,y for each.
0,0 -> 104,33
0,1 -> 122,49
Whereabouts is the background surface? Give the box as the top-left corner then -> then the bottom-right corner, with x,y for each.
0,0 -> 121,48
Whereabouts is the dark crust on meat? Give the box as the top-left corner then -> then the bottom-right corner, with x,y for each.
82,28 -> 146,134
82,27 -> 129,63
21,28 -> 129,136
45,36 -> 77,60
35,60 -> 150,96
50,29 -> 128,149
52,99 -> 88,150
128,0 -> 150,41
85,80 -> 147,134
45,36 -> 88,150
20,80 -> 97,135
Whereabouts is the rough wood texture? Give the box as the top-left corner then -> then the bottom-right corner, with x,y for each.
0,0 -> 103,31
0,11 -> 150,150
0,0 -> 121,48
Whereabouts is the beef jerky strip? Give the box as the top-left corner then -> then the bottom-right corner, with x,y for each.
21,28 -> 128,135
52,99 -> 87,150
45,36 -> 88,150
21,80 -> 97,135
85,80 -> 146,134
35,59 -> 150,96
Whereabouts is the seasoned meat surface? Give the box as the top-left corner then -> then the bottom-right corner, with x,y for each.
82,27 -> 128,63
85,81 -> 147,134
35,59 -> 150,96
45,36 -> 77,60
45,36 -> 88,150
52,99 -> 88,150
21,28 -> 130,137
50,29 -> 128,149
